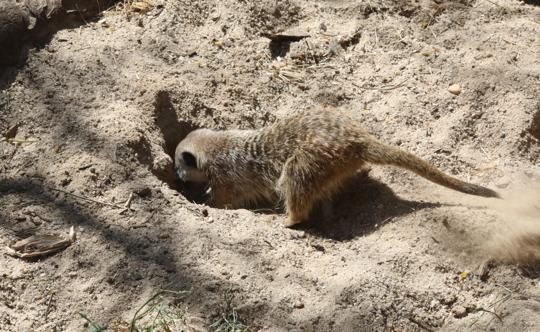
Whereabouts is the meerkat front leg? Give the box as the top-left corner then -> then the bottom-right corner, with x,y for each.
209,184 -> 239,209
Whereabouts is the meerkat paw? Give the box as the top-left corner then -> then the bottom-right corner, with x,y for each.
284,210 -> 308,228
284,217 -> 304,228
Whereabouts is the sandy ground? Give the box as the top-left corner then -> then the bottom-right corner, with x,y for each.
1,0 -> 540,331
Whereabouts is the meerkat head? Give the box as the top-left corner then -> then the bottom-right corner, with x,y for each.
174,129 -> 217,183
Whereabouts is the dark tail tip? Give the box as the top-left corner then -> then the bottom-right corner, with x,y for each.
466,184 -> 501,199
484,189 -> 502,199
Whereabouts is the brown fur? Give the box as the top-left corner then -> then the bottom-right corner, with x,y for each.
174,108 -> 500,227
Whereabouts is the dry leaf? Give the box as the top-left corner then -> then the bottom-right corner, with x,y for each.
6,226 -> 76,259
131,1 -> 152,13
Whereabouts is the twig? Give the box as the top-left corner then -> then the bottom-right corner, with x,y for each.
470,288 -> 512,327
352,76 -> 410,91
476,308 -> 503,322
50,188 -> 126,209
428,26 -> 437,39
409,47 -> 423,56
482,0 -> 504,8
480,146 -> 491,161
5,138 -> 39,144
304,40 -> 318,64
378,77 -> 410,91
44,292 -> 55,319
376,217 -> 392,228
124,192 -> 134,209
78,164 -> 93,171
118,192 -> 135,215
252,208 -> 277,213
495,283 -> 514,296
69,225 -> 77,242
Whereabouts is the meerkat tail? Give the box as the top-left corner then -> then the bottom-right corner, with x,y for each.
362,140 -> 501,198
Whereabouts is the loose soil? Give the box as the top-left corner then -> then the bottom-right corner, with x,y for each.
1,0 -> 540,331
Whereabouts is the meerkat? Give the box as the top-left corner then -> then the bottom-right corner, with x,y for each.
174,108 -> 500,227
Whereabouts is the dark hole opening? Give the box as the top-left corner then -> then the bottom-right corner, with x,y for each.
523,0 -> 540,6
153,90 -> 208,204
263,33 -> 309,59
529,108 -> 540,141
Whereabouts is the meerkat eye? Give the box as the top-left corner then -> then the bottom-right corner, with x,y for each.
182,152 -> 197,168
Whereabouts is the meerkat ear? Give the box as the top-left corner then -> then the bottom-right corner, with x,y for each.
182,152 -> 198,168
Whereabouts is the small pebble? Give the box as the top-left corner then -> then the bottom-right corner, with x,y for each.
439,294 -> 457,306
448,84 -> 462,95
293,301 -> 304,309
452,305 -> 468,318
495,176 -> 510,189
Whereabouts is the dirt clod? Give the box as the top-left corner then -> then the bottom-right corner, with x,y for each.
293,301 -> 304,309
452,305 -> 468,318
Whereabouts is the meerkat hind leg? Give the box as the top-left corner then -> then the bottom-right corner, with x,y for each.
279,153 -> 356,227
278,154 -> 318,227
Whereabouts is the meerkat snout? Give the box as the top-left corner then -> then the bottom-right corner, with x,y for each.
174,151 -> 198,181
174,152 -> 208,182
174,130 -> 212,183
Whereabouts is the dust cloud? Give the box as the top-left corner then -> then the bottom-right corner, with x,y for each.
486,183 -> 540,264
